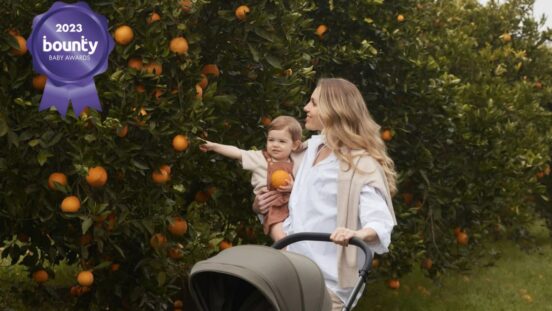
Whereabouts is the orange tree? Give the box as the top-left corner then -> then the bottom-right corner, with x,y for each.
1,0 -> 551,309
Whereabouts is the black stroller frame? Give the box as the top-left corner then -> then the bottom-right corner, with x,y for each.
272,232 -> 373,311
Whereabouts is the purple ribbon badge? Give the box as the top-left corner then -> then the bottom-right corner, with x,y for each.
27,1 -> 114,117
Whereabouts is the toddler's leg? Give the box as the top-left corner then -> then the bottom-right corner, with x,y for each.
269,222 -> 286,242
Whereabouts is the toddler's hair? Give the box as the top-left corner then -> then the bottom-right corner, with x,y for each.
267,116 -> 302,141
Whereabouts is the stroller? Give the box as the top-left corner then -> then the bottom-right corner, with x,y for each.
189,232 -> 372,311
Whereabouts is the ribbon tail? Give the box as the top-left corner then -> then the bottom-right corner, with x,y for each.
70,81 -> 102,117
40,80 -> 70,117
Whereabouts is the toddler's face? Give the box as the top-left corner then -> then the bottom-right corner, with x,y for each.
266,129 -> 296,161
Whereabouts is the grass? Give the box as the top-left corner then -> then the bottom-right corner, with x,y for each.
1,223 -> 551,310
357,222 -> 552,310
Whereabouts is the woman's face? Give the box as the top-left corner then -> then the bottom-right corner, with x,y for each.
304,87 -> 324,131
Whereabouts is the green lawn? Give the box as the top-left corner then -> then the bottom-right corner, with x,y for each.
1,223 -> 551,310
357,223 -> 552,310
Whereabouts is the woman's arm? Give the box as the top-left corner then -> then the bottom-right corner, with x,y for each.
331,186 -> 394,250
199,139 -> 242,160
252,187 -> 289,214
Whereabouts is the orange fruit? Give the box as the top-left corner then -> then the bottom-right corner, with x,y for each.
111,263 -> 120,272
168,246 -> 184,260
48,172 -> 68,190
150,233 -> 167,249
77,270 -> 94,287
261,116 -> 272,126
128,58 -> 143,70
147,12 -> 161,24
201,64 -> 220,77
195,191 -> 209,203
135,84 -> 146,93
145,62 -> 163,76
381,129 -> 393,141
117,125 -> 129,138
152,166 -> 171,184
235,5 -> 250,21
534,81 -> 543,90
402,193 -> 413,205
86,166 -> 108,188
114,25 -> 134,45
169,37 -> 189,54
32,75 -> 47,91
195,84 -> 203,99
315,24 -> 328,39
70,285 -> 81,296
422,258 -> 433,270
198,74 -> 208,89
160,164 -> 171,175
454,227 -> 462,237
172,135 -> 189,152
282,68 -> 293,77
501,33 -> 512,43
79,234 -> 92,246
206,186 -> 218,196
181,0 -> 192,12
270,170 -> 290,189
456,232 -> 469,246
154,88 -> 164,100
174,300 -> 184,308
387,278 -> 400,289
371,258 -> 380,269
61,196 -> 81,213
11,35 -> 27,56
168,217 -> 188,236
219,240 -> 233,250
32,269 -> 49,284
397,14 -> 405,22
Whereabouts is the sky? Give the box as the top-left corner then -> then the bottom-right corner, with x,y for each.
478,0 -> 552,29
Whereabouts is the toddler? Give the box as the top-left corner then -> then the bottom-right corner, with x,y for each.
199,116 -> 303,241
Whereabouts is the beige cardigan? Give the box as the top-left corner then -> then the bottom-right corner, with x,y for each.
336,150 -> 397,288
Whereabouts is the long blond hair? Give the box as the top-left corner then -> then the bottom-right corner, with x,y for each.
317,78 -> 397,196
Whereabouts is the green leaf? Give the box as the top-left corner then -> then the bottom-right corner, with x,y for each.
37,150 -> 53,166
131,159 -> 149,170
265,54 -> 283,69
253,27 -> 274,42
82,217 -> 93,234
157,272 -> 167,286
84,134 -> 96,142
28,139 -> 40,147
0,116 -> 8,137
247,43 -> 260,62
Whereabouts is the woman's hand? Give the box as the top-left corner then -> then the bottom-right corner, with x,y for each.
331,227 -> 379,246
330,227 -> 359,246
253,188 -> 289,215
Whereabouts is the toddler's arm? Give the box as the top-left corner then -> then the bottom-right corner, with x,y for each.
199,139 -> 242,160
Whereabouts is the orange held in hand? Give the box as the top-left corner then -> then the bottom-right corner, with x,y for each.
271,170 -> 291,189
61,196 -> 81,213
86,166 -> 108,188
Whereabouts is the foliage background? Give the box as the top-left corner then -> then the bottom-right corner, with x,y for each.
0,0 -> 551,309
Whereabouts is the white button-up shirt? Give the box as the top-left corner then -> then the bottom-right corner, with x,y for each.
283,135 -> 395,305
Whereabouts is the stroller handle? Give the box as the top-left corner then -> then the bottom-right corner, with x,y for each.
271,232 -> 372,277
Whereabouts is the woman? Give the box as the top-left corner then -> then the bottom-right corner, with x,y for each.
254,78 -> 397,309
